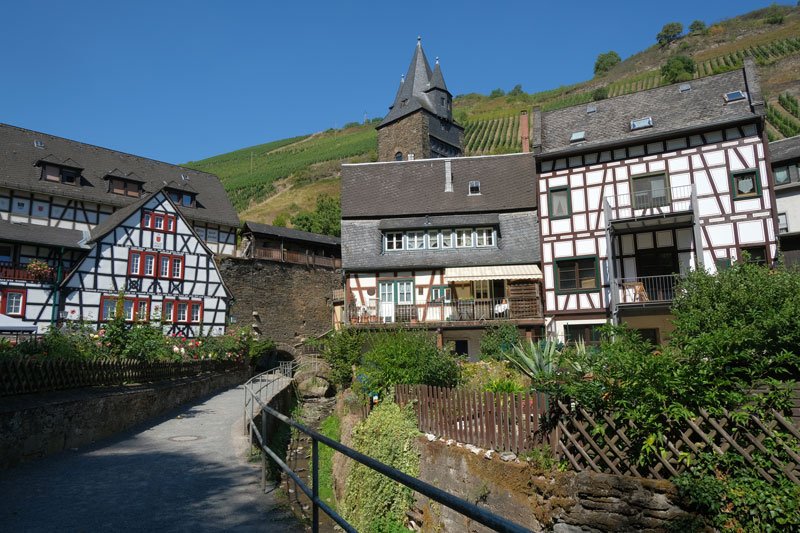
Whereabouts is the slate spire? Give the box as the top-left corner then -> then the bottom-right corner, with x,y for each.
428,57 -> 449,94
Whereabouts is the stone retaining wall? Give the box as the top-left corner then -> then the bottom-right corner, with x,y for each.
416,439 -> 695,532
0,368 -> 250,469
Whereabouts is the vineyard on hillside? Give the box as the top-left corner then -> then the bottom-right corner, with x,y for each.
187,126 -> 376,211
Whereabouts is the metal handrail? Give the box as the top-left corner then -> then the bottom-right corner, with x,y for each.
250,395 -> 530,533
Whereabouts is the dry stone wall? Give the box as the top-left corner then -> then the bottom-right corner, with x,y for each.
416,439 -> 695,532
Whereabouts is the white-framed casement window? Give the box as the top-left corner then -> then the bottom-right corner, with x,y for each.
4,291 -> 23,316
427,231 -> 440,249
144,255 -> 155,276
384,232 -> 403,251
455,229 -> 473,247
778,213 -> 789,234
191,303 -> 201,323
123,300 -> 135,321
475,227 -> 494,247
473,280 -> 490,299
430,286 -> 452,302
163,301 -> 174,323
406,231 -> 425,250
397,280 -> 414,305
177,302 -> 189,323
441,230 -> 453,249
468,181 -> 481,195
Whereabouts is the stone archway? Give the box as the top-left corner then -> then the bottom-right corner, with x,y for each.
253,342 -> 298,372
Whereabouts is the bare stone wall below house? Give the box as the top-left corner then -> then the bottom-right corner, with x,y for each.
0,368 -> 249,469
218,257 -> 342,346
378,111 -> 430,162
416,439 -> 694,532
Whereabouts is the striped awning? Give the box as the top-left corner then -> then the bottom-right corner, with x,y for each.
444,264 -> 542,282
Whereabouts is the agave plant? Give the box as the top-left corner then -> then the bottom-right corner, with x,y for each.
504,339 -> 562,383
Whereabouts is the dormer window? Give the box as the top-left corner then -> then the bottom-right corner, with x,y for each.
42,164 -> 81,185
679,83 -> 692,93
468,181 -> 481,195
724,91 -> 747,103
109,178 -> 142,198
395,152 -> 403,161
169,190 -> 196,208
630,117 -> 654,131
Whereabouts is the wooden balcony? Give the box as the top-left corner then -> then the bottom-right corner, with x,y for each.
0,262 -> 45,282
347,296 -> 543,326
251,247 -> 341,269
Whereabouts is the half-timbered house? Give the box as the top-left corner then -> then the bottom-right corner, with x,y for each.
0,123 -> 238,334
340,153 -> 543,359
534,59 -> 779,344
770,136 -> 800,267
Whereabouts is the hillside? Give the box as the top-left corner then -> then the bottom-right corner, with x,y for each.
185,4 -> 800,227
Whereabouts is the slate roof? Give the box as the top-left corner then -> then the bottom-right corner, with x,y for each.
0,219 -> 88,249
242,221 -> 341,247
378,214 -> 499,230
769,137 -> 800,164
378,40 -> 451,128
341,153 -> 536,218
0,123 -> 239,228
539,67 -> 762,156
88,190 -> 157,243
342,211 -> 540,270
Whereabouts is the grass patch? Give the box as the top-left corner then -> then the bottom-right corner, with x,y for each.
318,414 -> 341,509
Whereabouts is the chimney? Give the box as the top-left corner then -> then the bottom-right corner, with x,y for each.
519,110 -> 530,153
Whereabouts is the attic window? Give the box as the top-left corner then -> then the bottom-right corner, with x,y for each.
400,98 -> 408,108
169,190 -> 196,208
570,131 -> 586,143
33,140 -> 45,149
180,174 -> 190,181
724,91 -> 747,103
42,164 -> 81,185
679,83 -> 692,93
586,105 -> 597,114
110,178 -> 142,198
630,117 -> 654,131
468,181 -> 481,195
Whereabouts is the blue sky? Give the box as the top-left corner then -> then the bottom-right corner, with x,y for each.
1,1 -> 785,163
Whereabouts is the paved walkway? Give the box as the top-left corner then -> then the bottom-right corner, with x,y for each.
0,384 -> 301,532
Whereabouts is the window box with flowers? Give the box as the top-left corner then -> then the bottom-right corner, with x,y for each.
25,259 -> 54,283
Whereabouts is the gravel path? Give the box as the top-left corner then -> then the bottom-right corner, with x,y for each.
0,384 -> 301,532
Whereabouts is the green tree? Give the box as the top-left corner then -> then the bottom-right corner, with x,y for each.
479,322 -> 521,360
318,328 -> 363,389
689,20 -> 706,33
290,194 -> 341,237
508,84 -> 524,96
489,88 -> 505,98
594,51 -> 621,76
657,22 -> 683,45
660,55 -> 695,83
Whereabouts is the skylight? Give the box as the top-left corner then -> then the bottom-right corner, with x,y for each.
724,91 -> 747,103
33,140 -> 45,149
586,105 -> 597,114
630,117 -> 654,131
570,131 -> 586,143
679,83 -> 691,93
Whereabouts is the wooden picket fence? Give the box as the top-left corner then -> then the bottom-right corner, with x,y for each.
395,384 -> 551,454
396,384 -> 800,486
0,358 -> 242,396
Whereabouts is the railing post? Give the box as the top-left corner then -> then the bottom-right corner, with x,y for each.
261,409 -> 267,491
690,183 -> 705,270
312,438 -> 319,533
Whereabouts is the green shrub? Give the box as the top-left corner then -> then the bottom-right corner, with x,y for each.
318,414 -> 341,509
123,323 -> 171,362
591,86 -> 608,101
319,328 -> 363,389
484,378 -> 524,393
461,360 -> 528,391
688,20 -> 706,34
661,55 -> 696,83
356,329 -> 461,396
341,402 -> 419,532
479,322 -> 521,361
594,51 -> 621,76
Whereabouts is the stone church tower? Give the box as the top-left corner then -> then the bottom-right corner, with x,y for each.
376,38 -> 464,162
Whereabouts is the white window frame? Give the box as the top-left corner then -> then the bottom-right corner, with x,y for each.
475,227 -> 494,247
177,302 -> 188,322
406,231 -> 425,250
468,180 -> 481,195
384,232 -> 404,251
441,230 -> 453,249
5,292 -> 22,315
778,212 -> 789,234
144,255 -> 155,276
191,303 -> 201,323
130,253 -> 140,276
455,228 -> 473,248
427,231 -> 440,249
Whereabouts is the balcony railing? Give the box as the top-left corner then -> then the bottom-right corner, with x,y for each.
0,262 -> 47,282
605,184 -> 694,222
251,247 -> 341,269
617,275 -> 679,305
347,297 -> 543,324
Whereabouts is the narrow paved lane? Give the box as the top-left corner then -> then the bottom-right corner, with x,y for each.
0,384 -> 300,532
